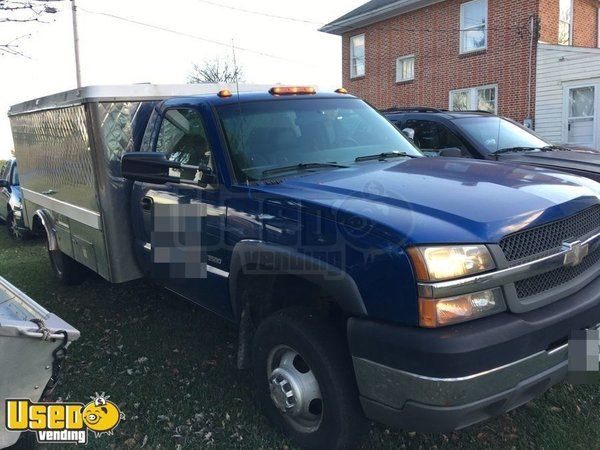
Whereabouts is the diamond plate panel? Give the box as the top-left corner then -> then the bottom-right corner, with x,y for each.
94,102 -> 141,163
10,105 -> 98,212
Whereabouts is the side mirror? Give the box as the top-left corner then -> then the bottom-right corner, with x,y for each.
0,180 -> 10,189
439,147 -> 463,158
402,128 -> 415,140
121,152 -> 215,185
121,152 -> 181,184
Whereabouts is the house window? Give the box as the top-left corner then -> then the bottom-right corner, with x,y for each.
558,0 -> 573,45
350,34 -> 365,78
396,55 -> 415,82
460,0 -> 488,53
449,85 -> 498,113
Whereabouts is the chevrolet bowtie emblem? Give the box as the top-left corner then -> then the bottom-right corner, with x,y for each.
563,240 -> 589,267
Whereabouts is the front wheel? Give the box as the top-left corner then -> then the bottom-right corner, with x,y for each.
252,307 -> 369,450
7,210 -> 26,240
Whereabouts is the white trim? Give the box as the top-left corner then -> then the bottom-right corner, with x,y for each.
558,0 -> 574,46
459,0 -> 488,54
21,188 -> 101,230
449,84 -> 498,113
395,55 -> 416,82
207,265 -> 229,278
350,33 -> 366,79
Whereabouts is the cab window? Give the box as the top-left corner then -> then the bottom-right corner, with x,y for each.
404,119 -> 470,156
156,109 -> 214,183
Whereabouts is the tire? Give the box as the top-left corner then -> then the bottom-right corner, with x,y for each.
6,210 -> 27,240
48,245 -> 87,285
252,307 -> 369,450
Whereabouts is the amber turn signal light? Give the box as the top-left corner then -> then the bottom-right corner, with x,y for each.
217,89 -> 233,98
269,86 -> 316,96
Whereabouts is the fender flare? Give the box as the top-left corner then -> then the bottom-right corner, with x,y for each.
229,240 -> 367,319
33,209 -> 58,251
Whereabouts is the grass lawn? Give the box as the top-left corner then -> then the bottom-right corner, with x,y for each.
1,230 -> 598,449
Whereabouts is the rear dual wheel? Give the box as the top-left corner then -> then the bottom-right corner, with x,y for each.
252,307 -> 369,449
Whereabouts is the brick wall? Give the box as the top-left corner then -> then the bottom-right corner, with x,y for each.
573,0 -> 598,47
341,0 -> 539,122
538,0 -> 559,43
539,0 -> 598,46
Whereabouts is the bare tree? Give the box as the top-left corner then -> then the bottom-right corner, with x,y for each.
187,57 -> 244,84
1,0 -> 61,56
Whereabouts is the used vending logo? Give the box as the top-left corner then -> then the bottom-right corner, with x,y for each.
5,392 -> 124,444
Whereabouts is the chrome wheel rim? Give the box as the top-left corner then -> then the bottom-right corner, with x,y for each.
8,215 -> 22,239
267,345 -> 323,433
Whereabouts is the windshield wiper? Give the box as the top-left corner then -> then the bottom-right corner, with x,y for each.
355,151 -> 419,162
541,145 -> 571,152
493,147 -> 541,156
262,162 -> 347,177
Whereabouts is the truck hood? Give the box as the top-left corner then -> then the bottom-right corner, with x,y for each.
253,157 -> 600,245
497,149 -> 600,182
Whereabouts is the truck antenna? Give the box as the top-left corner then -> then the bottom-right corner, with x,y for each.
231,39 -> 250,188
231,38 -> 241,103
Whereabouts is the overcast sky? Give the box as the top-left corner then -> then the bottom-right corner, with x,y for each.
0,0 -> 364,159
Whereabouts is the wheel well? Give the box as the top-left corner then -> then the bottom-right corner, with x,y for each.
235,272 -> 345,369
31,214 -> 45,237
237,272 -> 343,324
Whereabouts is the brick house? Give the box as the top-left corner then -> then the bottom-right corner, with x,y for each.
321,0 -> 600,150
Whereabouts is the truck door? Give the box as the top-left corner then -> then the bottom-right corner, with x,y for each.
130,106 -> 231,318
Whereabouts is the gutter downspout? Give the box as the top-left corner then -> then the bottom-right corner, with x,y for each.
525,15 -> 540,129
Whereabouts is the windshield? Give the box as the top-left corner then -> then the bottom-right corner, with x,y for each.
217,98 -> 421,181
456,116 -> 550,154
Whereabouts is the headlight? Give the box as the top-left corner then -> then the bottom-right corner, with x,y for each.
419,288 -> 506,327
407,245 -> 495,282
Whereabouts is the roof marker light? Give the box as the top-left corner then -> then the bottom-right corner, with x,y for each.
335,88 -> 348,94
269,86 -> 316,96
218,89 -> 233,98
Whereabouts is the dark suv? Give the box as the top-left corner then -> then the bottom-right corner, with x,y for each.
383,108 -> 600,182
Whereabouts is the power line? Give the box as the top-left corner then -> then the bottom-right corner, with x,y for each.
79,7 -> 318,67
193,0 -> 322,25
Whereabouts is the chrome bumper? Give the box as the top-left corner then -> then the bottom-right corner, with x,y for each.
353,343 -> 568,408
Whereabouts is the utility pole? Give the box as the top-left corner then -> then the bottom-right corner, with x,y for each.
71,0 -> 82,88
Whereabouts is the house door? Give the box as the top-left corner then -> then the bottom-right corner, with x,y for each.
565,85 -> 596,149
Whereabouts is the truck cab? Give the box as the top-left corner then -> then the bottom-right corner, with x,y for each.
10,86 -> 600,450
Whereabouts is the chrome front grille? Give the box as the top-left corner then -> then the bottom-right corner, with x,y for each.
515,248 -> 600,298
499,205 -> 600,263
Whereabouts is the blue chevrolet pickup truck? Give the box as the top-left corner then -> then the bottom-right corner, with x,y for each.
10,86 -> 600,449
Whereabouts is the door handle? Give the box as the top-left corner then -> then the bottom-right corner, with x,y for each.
141,197 -> 154,211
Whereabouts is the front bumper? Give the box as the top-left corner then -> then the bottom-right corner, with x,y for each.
349,274 -> 600,432
355,345 -> 567,432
